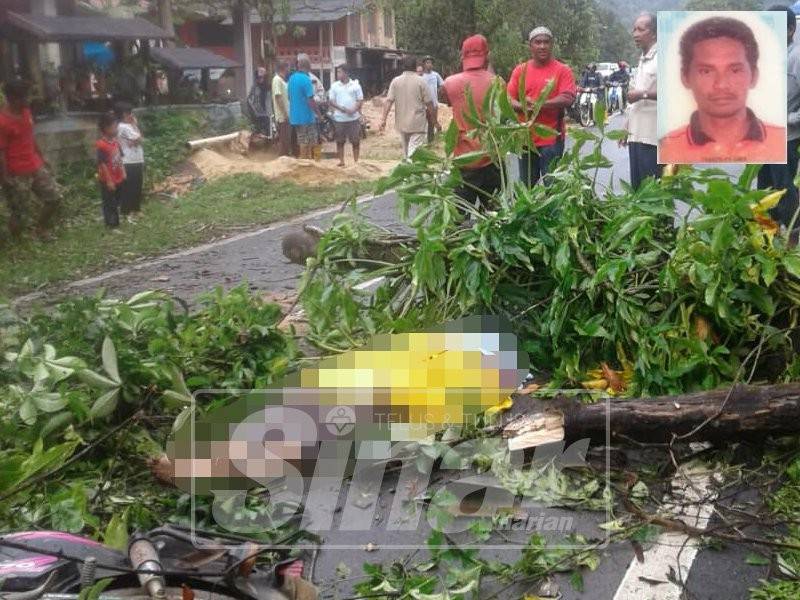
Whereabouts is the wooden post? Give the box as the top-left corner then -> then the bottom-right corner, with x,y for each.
23,40 -> 44,99
329,21 -> 335,83
157,0 -> 176,48
318,24 -> 324,83
232,0 -> 254,99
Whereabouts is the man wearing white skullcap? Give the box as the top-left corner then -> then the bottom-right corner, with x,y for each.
507,26 -> 577,186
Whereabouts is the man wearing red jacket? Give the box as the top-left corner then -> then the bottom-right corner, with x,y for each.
507,26 -> 577,186
0,79 -> 61,238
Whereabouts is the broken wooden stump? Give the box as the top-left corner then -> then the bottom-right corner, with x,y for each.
504,383 -> 800,450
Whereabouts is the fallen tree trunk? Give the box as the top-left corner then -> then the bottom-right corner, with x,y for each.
505,383 -> 800,449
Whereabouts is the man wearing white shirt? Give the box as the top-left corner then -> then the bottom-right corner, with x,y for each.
620,12 -> 660,190
327,64 -> 364,166
114,102 -> 144,221
421,56 -> 444,142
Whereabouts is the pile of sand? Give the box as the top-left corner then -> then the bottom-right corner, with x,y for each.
185,95 -> 453,186
361,96 -> 454,130
358,97 -> 454,161
190,148 -> 395,186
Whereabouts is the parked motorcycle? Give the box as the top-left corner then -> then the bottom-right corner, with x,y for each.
606,81 -> 625,115
0,527 -> 315,600
318,102 -> 369,143
576,86 -> 603,127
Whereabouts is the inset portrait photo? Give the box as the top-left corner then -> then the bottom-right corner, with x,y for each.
657,11 -> 788,164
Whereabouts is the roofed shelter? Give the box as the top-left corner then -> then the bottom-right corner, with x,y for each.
3,11 -> 173,41
0,0 -> 172,110
149,46 -> 241,96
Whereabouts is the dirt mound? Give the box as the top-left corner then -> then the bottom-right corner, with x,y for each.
358,96 -> 453,160
361,96 -> 453,130
190,149 -> 395,186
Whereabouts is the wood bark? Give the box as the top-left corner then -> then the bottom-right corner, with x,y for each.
157,0 -> 176,48
506,383 -> 800,448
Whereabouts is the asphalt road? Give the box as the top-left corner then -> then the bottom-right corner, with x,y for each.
21,113 -> 743,306
18,115 -> 767,598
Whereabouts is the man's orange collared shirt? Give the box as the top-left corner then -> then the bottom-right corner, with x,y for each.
659,109 -> 786,164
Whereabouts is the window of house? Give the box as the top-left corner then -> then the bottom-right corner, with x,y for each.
383,10 -> 393,38
197,21 -> 234,46
348,13 -> 361,44
367,7 -> 378,36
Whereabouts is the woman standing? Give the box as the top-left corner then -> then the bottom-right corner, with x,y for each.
114,102 -> 144,222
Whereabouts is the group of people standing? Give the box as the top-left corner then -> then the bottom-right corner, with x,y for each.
0,78 -> 145,238
370,18 -> 656,208
95,102 -> 145,229
265,55 -> 365,167
418,6 -> 800,233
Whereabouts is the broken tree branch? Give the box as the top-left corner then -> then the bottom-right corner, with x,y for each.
505,383 -> 800,449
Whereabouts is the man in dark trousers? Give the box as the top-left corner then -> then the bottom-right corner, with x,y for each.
507,26 -> 577,186
442,35 -> 502,211
621,12 -> 660,190
758,5 -> 800,229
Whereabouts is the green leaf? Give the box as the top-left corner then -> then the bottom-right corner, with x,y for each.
605,128 -> 628,141
444,119 -> 459,156
32,392 -> 68,413
103,510 -> 129,550
90,388 -> 120,419
616,216 -> 653,242
783,253 -> 800,278
452,150 -> 490,167
593,97 -> 606,130
711,221 -> 735,255
554,241 -> 571,274
532,123 -> 558,139
170,367 -> 192,398
569,570 -> 585,592
738,164 -> 761,190
745,553 -> 770,566
19,399 -> 37,425
78,369 -> 120,390
101,336 -> 121,384
40,412 -> 74,438
78,579 -> 113,600
172,405 -> 194,433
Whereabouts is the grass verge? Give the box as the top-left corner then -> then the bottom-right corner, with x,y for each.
0,173 -> 373,298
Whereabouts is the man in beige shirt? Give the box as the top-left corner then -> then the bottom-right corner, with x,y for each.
271,61 -> 291,156
621,12 -> 660,189
379,55 -> 435,159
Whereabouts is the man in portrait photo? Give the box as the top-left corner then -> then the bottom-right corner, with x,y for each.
659,15 -> 787,164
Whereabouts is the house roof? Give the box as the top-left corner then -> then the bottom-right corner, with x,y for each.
150,46 -> 241,70
218,0 -> 365,25
285,0 -> 365,23
5,11 -> 173,41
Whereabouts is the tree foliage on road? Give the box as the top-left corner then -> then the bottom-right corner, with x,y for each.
394,0 -> 635,78
302,84 -> 800,396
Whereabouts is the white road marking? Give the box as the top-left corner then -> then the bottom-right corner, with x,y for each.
12,192 -> 382,307
612,463 -> 717,600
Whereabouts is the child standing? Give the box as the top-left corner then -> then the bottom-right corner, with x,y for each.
96,112 -> 126,228
114,102 -> 144,222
